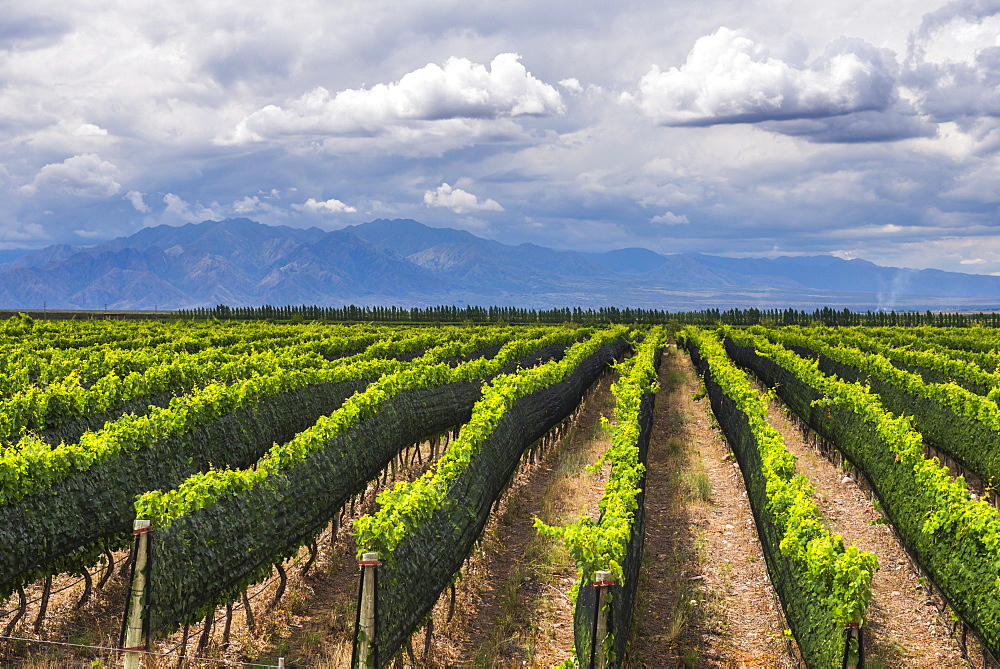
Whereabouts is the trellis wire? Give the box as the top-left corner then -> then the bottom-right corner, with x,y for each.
0,634 -> 281,667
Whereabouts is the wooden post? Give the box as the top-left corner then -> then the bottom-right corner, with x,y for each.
123,519 -> 151,669
843,620 -> 863,669
591,571 -> 614,669
353,552 -> 381,668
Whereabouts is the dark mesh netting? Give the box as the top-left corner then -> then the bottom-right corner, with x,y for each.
144,343 -> 568,636
572,387 -> 655,667
147,380 -> 481,636
0,377 -> 370,601
811,349 -> 1000,488
724,337 -> 1000,659
370,340 -> 627,666
34,389 -> 179,446
21,336 -> 418,447
574,574 -> 603,667
688,341 -> 844,667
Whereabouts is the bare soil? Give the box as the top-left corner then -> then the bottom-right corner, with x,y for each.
423,371 -> 617,667
629,345 -> 796,667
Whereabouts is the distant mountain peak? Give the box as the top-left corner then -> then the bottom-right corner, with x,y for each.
583,247 -> 669,274
343,218 -> 481,257
0,217 -> 997,311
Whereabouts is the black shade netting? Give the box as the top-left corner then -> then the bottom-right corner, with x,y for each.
724,337 -> 1000,659
370,340 -> 628,667
572,385 -> 656,667
143,343 -> 568,636
0,377 -> 370,601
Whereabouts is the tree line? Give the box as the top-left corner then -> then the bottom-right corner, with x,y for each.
172,304 -> 1000,328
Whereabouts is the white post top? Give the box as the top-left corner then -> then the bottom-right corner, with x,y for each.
595,570 -> 612,582
362,552 -> 379,561
134,519 -> 151,530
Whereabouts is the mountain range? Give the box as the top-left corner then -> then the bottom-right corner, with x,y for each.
0,218 -> 997,311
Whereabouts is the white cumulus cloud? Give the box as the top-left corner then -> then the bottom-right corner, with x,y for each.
559,78 -> 584,94
632,28 -> 897,127
0,219 -> 48,243
904,3 -> 1000,124
125,190 -> 151,213
423,183 -> 504,214
20,153 -> 121,198
651,211 -> 690,225
230,53 -> 564,144
908,0 -> 1000,65
232,196 -> 263,214
163,193 -> 222,223
293,197 -> 357,214
72,123 -> 108,137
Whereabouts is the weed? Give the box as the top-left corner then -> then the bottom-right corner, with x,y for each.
274,640 -> 292,658
68,632 -> 96,647
301,629 -> 323,649
681,646 -> 701,666
321,600 -> 355,637
286,588 -> 309,615
690,472 -> 712,502
665,369 -> 686,386
588,417 -> 613,440
673,410 -> 692,426
694,531 -> 708,556
557,449 -> 591,475
864,636 -> 907,669
663,584 -> 699,645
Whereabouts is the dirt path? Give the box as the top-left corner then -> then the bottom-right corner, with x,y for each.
630,345 -> 796,667
763,396 -> 968,667
426,371 -> 617,667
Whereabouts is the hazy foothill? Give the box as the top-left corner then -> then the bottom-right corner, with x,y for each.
2,217 -> 998,312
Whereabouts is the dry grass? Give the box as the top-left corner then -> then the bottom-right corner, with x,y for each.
417,372 -> 618,667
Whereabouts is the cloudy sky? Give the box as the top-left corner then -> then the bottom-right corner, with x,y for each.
3,0 -> 1000,274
